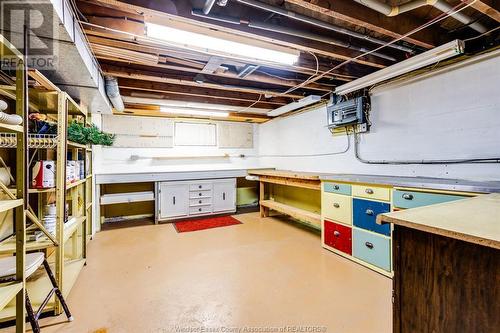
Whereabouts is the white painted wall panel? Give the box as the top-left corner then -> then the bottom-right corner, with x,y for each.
218,122 -> 253,148
258,53 -> 500,181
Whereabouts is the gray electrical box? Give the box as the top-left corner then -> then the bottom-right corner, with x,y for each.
327,96 -> 367,129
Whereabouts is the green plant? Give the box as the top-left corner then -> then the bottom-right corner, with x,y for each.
68,121 -> 115,146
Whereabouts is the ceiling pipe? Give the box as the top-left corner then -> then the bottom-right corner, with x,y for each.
353,0 -> 487,33
104,76 -> 125,112
192,9 -> 397,61
203,0 -> 217,14
248,21 -> 397,62
234,0 -> 415,53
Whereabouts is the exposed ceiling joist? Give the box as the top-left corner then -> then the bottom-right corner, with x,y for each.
101,64 -> 307,99
79,0 -> 392,69
283,0 -> 444,49
461,0 -> 500,22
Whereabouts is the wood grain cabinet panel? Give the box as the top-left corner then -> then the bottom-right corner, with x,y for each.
322,192 -> 352,225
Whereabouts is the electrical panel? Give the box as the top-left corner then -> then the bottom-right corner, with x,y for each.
327,96 -> 368,129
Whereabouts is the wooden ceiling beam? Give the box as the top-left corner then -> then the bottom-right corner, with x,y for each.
84,30 -> 350,80
101,63 -> 306,99
90,42 -> 338,91
284,0 -> 444,49
461,0 -> 500,22
119,88 -> 283,109
79,0 -> 389,69
119,108 -> 271,123
117,78 -> 290,106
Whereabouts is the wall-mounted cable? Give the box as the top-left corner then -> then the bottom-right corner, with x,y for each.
353,131 -> 500,164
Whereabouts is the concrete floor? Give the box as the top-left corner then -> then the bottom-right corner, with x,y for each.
4,212 -> 392,333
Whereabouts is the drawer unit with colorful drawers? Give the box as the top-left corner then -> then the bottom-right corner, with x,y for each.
322,179 -> 476,277
322,181 -> 393,276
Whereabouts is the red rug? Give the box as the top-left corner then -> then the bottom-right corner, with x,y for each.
173,215 -> 242,233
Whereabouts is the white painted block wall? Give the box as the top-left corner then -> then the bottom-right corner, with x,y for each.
258,52 -> 500,181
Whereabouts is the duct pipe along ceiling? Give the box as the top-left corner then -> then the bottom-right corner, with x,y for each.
353,0 -> 487,33
191,9 -> 397,61
234,0 -> 415,53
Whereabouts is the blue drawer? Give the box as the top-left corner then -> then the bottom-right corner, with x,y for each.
324,182 -> 351,196
353,198 -> 391,236
393,189 -> 465,209
353,229 -> 391,272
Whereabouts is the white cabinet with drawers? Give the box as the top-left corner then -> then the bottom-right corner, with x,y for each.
157,178 -> 236,222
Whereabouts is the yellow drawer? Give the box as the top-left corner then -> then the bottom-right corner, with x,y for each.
352,184 -> 391,202
322,192 -> 352,225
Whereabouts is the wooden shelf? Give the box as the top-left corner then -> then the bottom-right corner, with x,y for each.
0,216 -> 85,254
0,259 -> 85,321
0,199 -> 22,213
0,282 -> 22,312
66,178 -> 86,190
100,191 -> 154,205
0,123 -> 23,133
28,187 -> 56,194
260,200 -> 321,229
67,141 -> 89,149
29,178 -> 87,193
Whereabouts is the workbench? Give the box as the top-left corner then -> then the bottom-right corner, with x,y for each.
94,168 -> 255,231
248,169 -> 323,229
378,194 -> 500,333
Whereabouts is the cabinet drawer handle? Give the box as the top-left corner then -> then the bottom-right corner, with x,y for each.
333,231 -> 340,237
198,200 -> 202,204
223,192 -> 226,200
365,242 -> 374,249
365,188 -> 374,194
402,193 -> 414,200
334,185 -> 340,190
198,185 -> 202,189
199,193 -> 202,196
198,208 -> 202,212
333,203 -> 340,208
173,196 -> 176,205
365,209 -> 374,216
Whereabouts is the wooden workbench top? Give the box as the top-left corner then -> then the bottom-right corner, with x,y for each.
247,169 -> 321,180
378,193 -> 500,249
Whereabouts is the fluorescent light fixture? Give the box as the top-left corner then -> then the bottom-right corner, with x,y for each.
267,95 -> 321,117
335,40 -> 465,95
123,96 -> 269,114
145,22 -> 299,65
159,106 -> 229,118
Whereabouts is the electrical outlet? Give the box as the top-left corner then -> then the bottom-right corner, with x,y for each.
356,123 -> 369,133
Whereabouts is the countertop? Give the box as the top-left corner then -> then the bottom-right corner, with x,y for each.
247,169 -> 321,180
319,174 -> 500,193
377,194 -> 500,249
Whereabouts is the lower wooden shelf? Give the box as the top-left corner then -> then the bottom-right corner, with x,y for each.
260,199 -> 321,229
0,282 -> 22,312
0,216 -> 85,254
0,259 -> 85,321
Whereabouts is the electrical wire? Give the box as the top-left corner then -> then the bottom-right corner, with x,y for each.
246,127 -> 350,158
353,129 -> 500,164
278,0 -> 478,96
463,26 -> 500,42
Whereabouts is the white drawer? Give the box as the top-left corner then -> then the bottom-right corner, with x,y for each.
190,205 -> 212,215
189,183 -> 212,191
189,198 -> 212,207
189,190 -> 212,199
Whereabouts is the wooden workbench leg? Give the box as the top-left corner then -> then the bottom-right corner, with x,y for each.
259,182 -> 269,218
